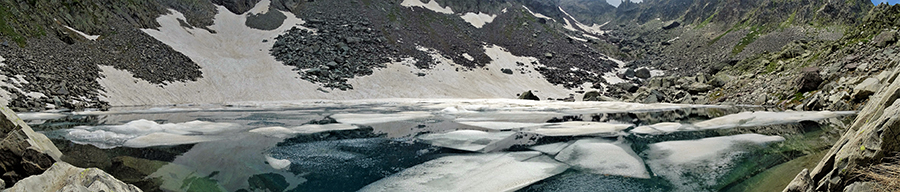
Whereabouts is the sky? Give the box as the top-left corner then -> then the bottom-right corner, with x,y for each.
873,0 -> 900,5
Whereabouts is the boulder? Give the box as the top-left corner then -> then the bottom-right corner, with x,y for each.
782,168 -> 813,192
623,68 -> 635,78
635,68 -> 651,79
5,162 -> 142,192
612,82 -> 639,93
797,67 -> 823,92
686,82 -> 713,93
0,106 -> 62,185
518,90 -> 540,101
851,78 -> 881,101
873,30 -> 897,48
661,20 -> 680,30
582,91 -> 615,101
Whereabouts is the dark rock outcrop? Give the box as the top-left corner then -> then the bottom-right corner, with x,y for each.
213,0 -> 263,14
518,90 -> 540,101
797,67 -> 823,92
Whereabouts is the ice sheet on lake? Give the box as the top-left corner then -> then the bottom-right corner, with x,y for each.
693,111 -> 855,130
425,99 -> 713,115
331,112 -> 432,125
455,121 -> 545,131
530,142 -> 572,156
124,132 -> 220,148
265,155 -> 291,170
630,122 -> 689,135
417,130 -> 515,152
61,119 -> 241,148
529,122 -> 632,137
17,112 -> 67,120
359,151 -> 568,192
644,134 -> 785,191
249,124 -> 359,138
555,139 -> 649,178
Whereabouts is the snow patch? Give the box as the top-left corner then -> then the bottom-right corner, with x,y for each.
400,0 -> 454,14
522,6 -> 555,22
460,12 -> 496,28
63,26 -> 100,40
461,53 -> 474,61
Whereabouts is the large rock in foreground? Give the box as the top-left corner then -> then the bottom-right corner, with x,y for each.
4,162 -> 142,192
789,67 -> 900,191
0,106 -> 62,186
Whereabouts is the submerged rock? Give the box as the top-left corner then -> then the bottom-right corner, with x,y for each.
5,162 -> 142,192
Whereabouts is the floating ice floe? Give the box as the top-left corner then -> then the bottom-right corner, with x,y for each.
61,119 -> 241,148
693,111 -> 855,130
529,122 -> 632,137
249,124 -> 359,138
630,122 -> 689,135
124,132 -> 220,148
17,112 -> 68,120
455,121 -> 545,131
265,155 -> 291,170
644,134 -> 785,191
417,130 -> 515,152
554,139 -> 649,178
359,151 -> 568,192
331,112 -> 432,125
530,142 -> 572,156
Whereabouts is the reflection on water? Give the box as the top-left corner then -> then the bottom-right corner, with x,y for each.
23,99 -> 854,192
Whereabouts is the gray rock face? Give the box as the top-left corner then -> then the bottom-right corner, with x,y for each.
782,168 -> 813,192
213,0 -> 263,14
518,90 -> 540,101
686,82 -> 713,93
842,182 -> 879,192
852,77 -> 882,100
0,106 -> 62,185
5,162 -> 142,192
798,68 -> 900,191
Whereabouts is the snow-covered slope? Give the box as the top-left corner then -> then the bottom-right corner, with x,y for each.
99,1 -> 573,106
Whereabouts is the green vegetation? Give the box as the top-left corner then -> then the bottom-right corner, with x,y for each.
732,25 -> 764,55
695,10 -> 719,29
